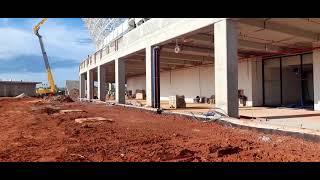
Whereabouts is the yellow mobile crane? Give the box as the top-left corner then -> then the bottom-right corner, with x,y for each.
33,18 -> 57,96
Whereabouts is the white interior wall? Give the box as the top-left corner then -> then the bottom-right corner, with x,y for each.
127,60 -> 262,105
160,66 -> 215,102
126,75 -> 146,94
238,60 -> 253,106
127,66 -> 215,103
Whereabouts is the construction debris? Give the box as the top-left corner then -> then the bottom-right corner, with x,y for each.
106,94 -> 115,100
169,95 -> 186,109
68,88 -> 79,101
60,109 -> 85,114
75,117 -> 114,123
259,136 -> 272,142
135,89 -> 145,100
46,95 -> 74,103
106,102 -> 116,106
207,95 -> 215,104
126,100 -> 143,107
15,93 -> 29,99
36,106 -> 60,115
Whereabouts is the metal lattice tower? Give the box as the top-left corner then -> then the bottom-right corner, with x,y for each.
82,18 -> 128,49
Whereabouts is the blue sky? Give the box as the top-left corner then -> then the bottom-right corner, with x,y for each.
0,18 -> 95,87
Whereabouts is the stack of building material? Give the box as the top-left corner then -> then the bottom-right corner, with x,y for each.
238,89 -> 247,106
126,90 -> 133,99
169,95 -> 186,109
68,89 -> 79,101
135,89 -> 145,100
193,96 -> 200,103
200,97 -> 207,103
207,95 -> 215,104
106,94 -> 115,100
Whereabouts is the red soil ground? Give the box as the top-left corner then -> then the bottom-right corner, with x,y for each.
0,97 -> 320,162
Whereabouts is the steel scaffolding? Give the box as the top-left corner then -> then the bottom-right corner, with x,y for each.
82,18 -> 128,49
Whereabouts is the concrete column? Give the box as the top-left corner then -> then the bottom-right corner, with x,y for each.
145,46 -> 160,108
87,70 -> 93,100
214,19 -> 238,117
98,65 -> 106,101
146,46 -> 152,107
313,46 -> 320,110
79,73 -> 85,100
115,58 -> 125,104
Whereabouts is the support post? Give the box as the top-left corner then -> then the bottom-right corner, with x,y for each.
79,73 -> 85,100
313,45 -> 320,110
86,70 -> 93,101
146,46 -> 152,107
115,58 -> 125,104
98,65 -> 106,101
146,46 -> 161,108
214,19 -> 239,118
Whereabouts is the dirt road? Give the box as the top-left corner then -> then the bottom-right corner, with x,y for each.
0,97 -> 320,162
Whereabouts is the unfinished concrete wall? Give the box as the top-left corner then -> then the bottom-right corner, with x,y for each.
238,59 -> 263,106
0,83 -> 37,97
281,55 -> 301,105
264,58 -> 281,106
303,53 -> 314,103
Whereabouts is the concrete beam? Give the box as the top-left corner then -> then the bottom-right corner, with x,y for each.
214,19 -> 239,118
132,52 -> 214,62
162,44 -> 213,57
188,33 -> 285,53
238,39 -> 284,53
126,58 -> 200,66
239,19 -> 320,41
115,58 -> 125,104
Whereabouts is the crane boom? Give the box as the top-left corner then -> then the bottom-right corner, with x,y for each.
33,18 -> 48,34
33,18 -> 56,94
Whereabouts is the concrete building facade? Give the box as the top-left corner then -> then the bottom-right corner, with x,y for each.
79,18 -> 320,118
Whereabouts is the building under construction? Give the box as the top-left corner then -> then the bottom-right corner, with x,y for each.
0,81 -> 40,97
79,18 -> 320,119
3,18 -> 320,162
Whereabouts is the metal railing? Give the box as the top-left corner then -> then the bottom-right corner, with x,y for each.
79,18 -> 151,71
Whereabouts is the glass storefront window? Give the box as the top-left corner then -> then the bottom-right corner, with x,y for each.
263,53 -> 313,108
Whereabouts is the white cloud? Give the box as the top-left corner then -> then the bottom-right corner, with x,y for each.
1,18 -> 9,26
0,67 -> 79,87
0,18 -> 94,62
0,18 -> 95,87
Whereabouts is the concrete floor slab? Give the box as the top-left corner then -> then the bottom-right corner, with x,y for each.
124,99 -> 320,132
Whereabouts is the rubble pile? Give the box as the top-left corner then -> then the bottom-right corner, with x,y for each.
68,88 -> 79,101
